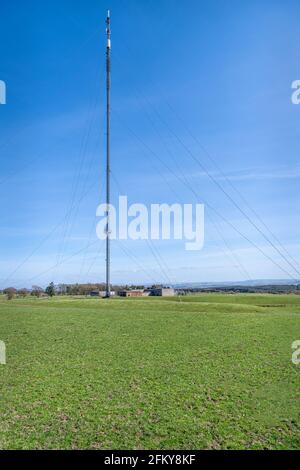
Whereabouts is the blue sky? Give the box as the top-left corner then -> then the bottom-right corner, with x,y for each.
0,0 -> 300,287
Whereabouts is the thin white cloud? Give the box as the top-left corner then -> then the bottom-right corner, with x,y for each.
216,167 -> 300,182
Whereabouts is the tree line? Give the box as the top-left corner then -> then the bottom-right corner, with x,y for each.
0,283 -> 157,300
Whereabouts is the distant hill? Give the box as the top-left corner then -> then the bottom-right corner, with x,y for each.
174,279 -> 300,289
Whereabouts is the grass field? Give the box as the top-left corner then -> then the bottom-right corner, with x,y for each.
0,293 -> 300,450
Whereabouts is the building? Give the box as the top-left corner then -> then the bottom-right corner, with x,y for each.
149,288 -> 175,297
90,291 -> 100,297
90,291 -> 116,297
118,290 -> 144,297
117,288 -> 175,298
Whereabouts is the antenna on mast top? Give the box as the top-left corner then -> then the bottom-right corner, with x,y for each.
106,10 -> 111,49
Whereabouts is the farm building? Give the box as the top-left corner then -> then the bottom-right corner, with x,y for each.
149,288 -> 175,297
90,291 -> 116,297
90,291 -> 100,297
118,290 -> 144,297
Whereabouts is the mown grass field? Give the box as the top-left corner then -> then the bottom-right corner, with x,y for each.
0,293 -> 299,450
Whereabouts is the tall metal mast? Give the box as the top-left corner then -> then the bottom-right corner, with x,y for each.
105,11 -> 111,298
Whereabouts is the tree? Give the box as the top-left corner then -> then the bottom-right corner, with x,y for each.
4,287 -> 16,300
18,288 -> 29,298
31,286 -> 44,298
57,284 -> 67,296
45,282 -> 55,298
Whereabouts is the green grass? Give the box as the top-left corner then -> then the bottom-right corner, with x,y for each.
0,293 -> 300,449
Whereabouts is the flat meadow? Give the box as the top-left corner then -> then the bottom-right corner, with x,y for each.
0,293 -> 299,449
